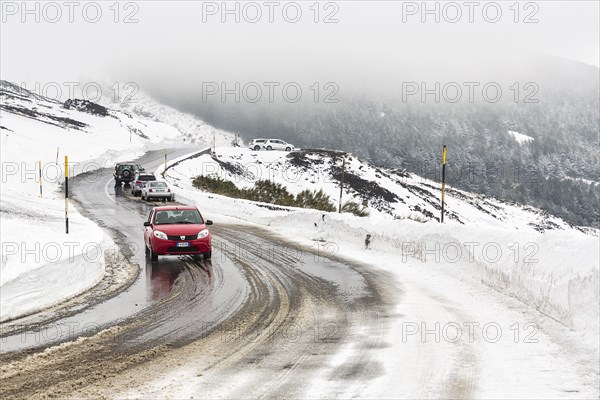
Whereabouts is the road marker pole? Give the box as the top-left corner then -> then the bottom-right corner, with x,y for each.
65,155 -> 69,234
56,147 -> 59,164
441,145 -> 447,223
164,149 -> 167,176
338,157 -> 346,213
38,160 -> 43,198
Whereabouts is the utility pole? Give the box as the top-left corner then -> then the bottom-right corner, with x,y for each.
338,157 -> 346,213
440,145 -> 447,223
65,156 -> 69,234
38,160 -> 43,198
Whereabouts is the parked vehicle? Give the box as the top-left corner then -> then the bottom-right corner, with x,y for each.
114,162 -> 144,186
248,138 -> 267,151
141,181 -> 174,202
131,172 -> 156,196
263,139 -> 294,151
143,205 -> 213,261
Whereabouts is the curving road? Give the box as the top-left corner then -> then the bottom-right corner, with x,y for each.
0,149 -> 397,398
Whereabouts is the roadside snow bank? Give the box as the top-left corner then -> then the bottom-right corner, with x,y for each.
0,213 -> 110,322
267,212 -> 600,337
163,148 -> 599,338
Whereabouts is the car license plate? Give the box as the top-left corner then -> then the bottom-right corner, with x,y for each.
177,242 -> 189,247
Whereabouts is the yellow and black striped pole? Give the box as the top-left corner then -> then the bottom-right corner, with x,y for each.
441,145 -> 447,223
38,160 -> 43,198
65,155 -> 69,234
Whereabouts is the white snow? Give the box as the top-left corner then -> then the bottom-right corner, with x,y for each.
99,85 -> 235,148
508,130 -> 535,144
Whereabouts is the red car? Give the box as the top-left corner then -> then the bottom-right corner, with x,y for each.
144,205 -> 213,261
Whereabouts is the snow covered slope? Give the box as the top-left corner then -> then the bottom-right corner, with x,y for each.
167,147 -> 593,233
163,147 -> 599,337
98,84 -> 235,147
0,80 -> 232,321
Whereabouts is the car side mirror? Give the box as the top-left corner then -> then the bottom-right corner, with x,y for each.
144,221 -> 151,227
205,220 -> 213,225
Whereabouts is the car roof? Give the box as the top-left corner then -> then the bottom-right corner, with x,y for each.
153,205 -> 197,211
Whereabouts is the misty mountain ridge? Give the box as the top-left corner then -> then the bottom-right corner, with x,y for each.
144,55 -> 599,228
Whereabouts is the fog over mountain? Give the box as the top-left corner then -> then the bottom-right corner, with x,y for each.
2,1 -> 598,226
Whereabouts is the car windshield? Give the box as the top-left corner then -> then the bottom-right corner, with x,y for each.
154,210 -> 203,225
139,175 -> 155,181
150,182 -> 168,187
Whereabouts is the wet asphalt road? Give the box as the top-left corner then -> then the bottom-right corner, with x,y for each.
0,148 -> 395,398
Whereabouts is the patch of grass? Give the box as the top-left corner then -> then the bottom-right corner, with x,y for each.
192,175 -> 336,212
341,200 -> 370,217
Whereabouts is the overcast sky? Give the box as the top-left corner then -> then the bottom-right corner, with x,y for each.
1,1 -> 598,97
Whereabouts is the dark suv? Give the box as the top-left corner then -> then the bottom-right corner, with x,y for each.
114,162 -> 144,186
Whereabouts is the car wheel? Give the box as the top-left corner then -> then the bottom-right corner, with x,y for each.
267,146 -> 272,150
285,147 -> 291,151
141,193 -> 146,200
149,244 -> 158,261
203,251 -> 212,260
254,145 -> 260,151
145,241 -> 150,255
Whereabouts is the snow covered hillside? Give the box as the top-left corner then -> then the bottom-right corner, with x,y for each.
162,147 -> 599,338
167,147 -> 594,233
0,80 -> 232,321
98,83 -> 235,147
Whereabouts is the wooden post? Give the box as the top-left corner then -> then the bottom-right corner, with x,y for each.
65,156 -> 69,234
38,160 -> 43,198
338,157 -> 346,213
441,145 -> 447,223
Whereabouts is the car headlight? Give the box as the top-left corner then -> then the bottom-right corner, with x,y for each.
154,230 -> 168,240
197,229 -> 209,239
